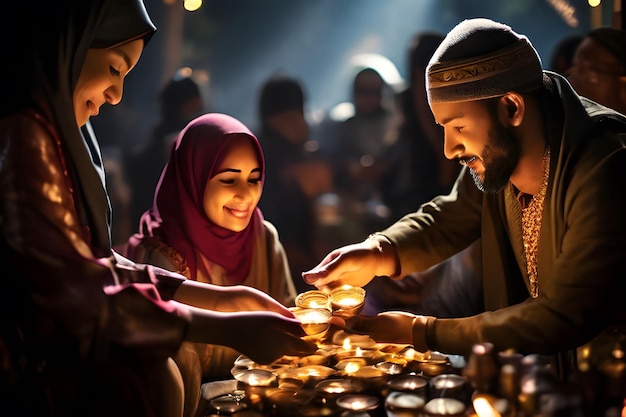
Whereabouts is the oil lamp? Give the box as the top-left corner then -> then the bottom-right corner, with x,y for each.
295,290 -> 331,310
330,285 -> 366,317
290,307 -> 332,340
385,391 -> 426,417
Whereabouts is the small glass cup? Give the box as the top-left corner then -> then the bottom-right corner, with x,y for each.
385,391 -> 426,417
295,290 -> 331,310
330,286 -> 366,317
290,307 -> 332,341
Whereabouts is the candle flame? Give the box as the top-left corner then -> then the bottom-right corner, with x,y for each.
344,362 -> 361,374
356,347 -> 363,357
343,338 -> 351,350
473,397 -> 502,417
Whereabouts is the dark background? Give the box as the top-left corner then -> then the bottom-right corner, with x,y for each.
92,0 -> 614,151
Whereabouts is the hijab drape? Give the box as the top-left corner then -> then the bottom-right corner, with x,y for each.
142,113 -> 265,283
4,0 -> 155,255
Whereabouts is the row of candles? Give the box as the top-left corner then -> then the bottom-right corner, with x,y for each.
205,287 -> 620,416
225,339 -> 473,416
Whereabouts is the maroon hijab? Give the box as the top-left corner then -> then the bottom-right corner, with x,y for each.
142,113 -> 264,283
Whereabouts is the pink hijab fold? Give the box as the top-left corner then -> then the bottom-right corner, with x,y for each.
139,113 -> 264,283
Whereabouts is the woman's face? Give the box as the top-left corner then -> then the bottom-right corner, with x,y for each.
203,136 -> 263,232
73,39 -> 144,127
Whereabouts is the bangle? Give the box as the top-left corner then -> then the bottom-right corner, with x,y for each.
412,315 -> 434,353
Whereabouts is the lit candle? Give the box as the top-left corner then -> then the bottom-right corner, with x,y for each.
314,378 -> 366,398
295,365 -> 337,388
387,373 -> 428,396
265,387 -> 316,415
385,391 -> 426,417
422,398 -> 466,416
374,360 -> 406,376
336,394 -> 380,411
295,290 -> 331,310
349,365 -> 386,379
471,394 -> 504,417
208,394 -> 249,415
231,368 -> 277,387
330,286 -> 365,317
290,307 -> 331,339
335,343 -> 385,364
336,359 -> 367,373
429,374 -> 468,401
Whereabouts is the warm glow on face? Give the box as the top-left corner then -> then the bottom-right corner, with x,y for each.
203,136 -> 262,232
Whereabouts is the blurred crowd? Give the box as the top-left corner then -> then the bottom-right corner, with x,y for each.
102,25 -> 626,310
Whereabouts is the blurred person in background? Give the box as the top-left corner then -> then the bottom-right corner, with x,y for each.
362,31 -> 480,318
566,27 -> 626,115
383,31 -> 460,221
548,34 -> 583,76
331,67 -> 399,232
255,73 -> 334,293
126,68 -> 205,228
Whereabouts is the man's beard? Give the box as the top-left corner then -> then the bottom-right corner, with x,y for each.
470,119 -> 520,193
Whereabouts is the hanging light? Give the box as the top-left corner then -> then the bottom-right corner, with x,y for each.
184,0 -> 202,12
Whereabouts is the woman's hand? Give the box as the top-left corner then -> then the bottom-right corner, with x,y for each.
301,237 -> 398,289
175,281 -> 294,317
185,306 -> 317,364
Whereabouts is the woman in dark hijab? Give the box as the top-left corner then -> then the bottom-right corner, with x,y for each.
0,1 -> 313,416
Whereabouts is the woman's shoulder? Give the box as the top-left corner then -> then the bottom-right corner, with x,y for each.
0,110 -> 55,144
128,234 -> 190,277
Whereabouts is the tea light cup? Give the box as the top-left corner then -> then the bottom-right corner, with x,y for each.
295,290 -> 331,310
374,360 -> 406,376
422,397 -> 466,416
387,373 -> 428,396
314,378 -> 366,399
336,394 -> 380,412
335,347 -> 385,364
294,365 -> 337,388
330,286 -> 365,317
290,307 -> 332,340
208,394 -> 248,415
231,368 -> 277,387
264,387 -> 315,415
429,374 -> 467,401
385,391 -> 426,417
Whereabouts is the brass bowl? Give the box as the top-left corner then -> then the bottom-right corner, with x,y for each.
330,286 -> 366,317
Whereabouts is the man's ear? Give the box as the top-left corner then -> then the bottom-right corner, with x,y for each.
498,92 -> 525,127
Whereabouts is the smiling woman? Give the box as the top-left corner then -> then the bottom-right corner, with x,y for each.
73,41 -> 144,125
0,2 -> 315,416
122,112 -> 297,411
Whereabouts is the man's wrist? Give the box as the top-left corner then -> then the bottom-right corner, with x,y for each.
412,315 -> 435,352
367,233 -> 400,277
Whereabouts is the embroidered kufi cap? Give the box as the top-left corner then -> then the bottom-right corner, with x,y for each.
426,18 -> 543,103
